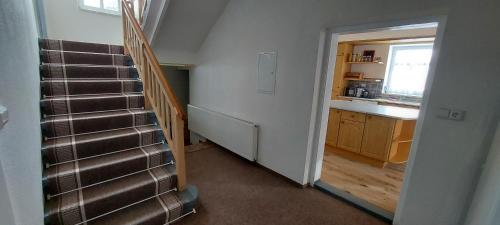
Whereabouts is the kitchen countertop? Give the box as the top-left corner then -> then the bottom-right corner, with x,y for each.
339,96 -> 421,107
330,100 -> 419,120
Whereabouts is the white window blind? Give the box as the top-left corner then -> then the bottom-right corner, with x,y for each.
383,44 -> 433,97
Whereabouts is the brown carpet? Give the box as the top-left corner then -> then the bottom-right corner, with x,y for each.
179,143 -> 389,225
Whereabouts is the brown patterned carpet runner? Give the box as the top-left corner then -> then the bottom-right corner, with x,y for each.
39,39 -> 197,225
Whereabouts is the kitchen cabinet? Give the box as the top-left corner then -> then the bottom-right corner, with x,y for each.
326,109 -> 341,147
325,108 -> 416,167
337,118 -> 365,153
361,115 -> 395,160
332,43 -> 353,100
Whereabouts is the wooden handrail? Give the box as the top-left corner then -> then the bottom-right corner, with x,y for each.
121,0 -> 187,190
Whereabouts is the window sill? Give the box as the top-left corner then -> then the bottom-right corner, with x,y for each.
79,6 -> 121,17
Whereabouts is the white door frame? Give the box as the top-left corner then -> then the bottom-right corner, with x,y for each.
306,16 -> 448,221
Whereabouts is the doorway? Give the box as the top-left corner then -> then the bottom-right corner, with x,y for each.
308,19 -> 446,221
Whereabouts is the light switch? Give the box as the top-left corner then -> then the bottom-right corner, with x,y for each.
449,109 -> 466,121
437,107 -> 466,121
0,105 -> 8,129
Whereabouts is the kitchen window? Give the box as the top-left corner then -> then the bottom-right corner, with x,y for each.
79,0 -> 121,15
383,43 -> 433,97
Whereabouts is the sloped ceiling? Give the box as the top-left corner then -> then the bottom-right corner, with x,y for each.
151,0 -> 230,64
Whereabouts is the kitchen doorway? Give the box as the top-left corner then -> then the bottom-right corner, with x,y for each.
308,18 -> 446,221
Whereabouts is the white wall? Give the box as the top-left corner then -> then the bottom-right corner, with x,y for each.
190,0 -> 500,225
0,0 -> 44,224
191,0 -> 451,185
0,160 -> 16,225
351,44 -> 390,79
44,0 -> 123,45
464,122 -> 500,225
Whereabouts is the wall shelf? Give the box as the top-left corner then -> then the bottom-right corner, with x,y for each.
344,77 -> 383,82
347,61 -> 384,65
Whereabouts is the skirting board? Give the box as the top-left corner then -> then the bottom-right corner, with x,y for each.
187,104 -> 258,161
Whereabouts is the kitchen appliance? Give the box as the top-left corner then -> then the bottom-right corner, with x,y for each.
356,88 -> 365,97
345,87 -> 356,97
361,90 -> 370,98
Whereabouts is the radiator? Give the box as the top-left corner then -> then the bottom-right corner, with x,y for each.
187,105 -> 258,161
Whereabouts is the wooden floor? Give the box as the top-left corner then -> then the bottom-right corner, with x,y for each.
320,145 -> 405,213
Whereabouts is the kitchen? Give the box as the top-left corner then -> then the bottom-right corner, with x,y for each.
318,24 -> 437,218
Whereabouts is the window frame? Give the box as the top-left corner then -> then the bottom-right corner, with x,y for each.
78,0 -> 121,16
382,43 -> 434,98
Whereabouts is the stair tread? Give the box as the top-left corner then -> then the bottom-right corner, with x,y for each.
42,92 -> 143,100
41,92 -> 145,117
44,143 -> 173,195
41,109 -> 155,138
41,79 -> 143,97
42,125 -> 161,150
40,64 -> 138,80
39,38 -> 124,54
41,49 -> 128,56
40,49 -> 132,66
42,109 -> 153,123
86,188 -> 197,225
45,165 -> 178,224
43,125 -> 164,164
41,79 -> 140,83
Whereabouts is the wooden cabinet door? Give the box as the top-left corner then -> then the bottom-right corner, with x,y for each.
331,43 -> 353,99
337,119 -> 364,153
332,55 -> 344,98
326,109 -> 341,147
360,115 -> 396,160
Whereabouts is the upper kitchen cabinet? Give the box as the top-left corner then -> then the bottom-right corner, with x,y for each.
331,43 -> 353,100
336,43 -> 353,56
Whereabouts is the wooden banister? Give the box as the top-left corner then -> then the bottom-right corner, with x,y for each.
121,0 -> 187,190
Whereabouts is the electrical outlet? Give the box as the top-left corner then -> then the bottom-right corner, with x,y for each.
437,108 -> 451,119
449,109 -> 466,121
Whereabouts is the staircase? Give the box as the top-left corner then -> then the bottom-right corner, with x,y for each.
39,39 -> 197,225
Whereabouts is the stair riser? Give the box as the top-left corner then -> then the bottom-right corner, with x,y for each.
44,147 -> 173,195
41,112 -> 155,138
41,50 -> 132,66
41,95 -> 144,116
40,39 -> 124,54
88,189 -> 196,225
40,65 -> 138,80
45,167 -> 178,225
43,128 -> 164,165
41,80 -> 143,96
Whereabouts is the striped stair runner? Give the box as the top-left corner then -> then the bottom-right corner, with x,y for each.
39,39 -> 197,225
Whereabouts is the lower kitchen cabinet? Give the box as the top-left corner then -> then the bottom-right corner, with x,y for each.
325,109 -> 416,166
361,115 -> 396,161
337,118 -> 365,153
326,109 -> 341,147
